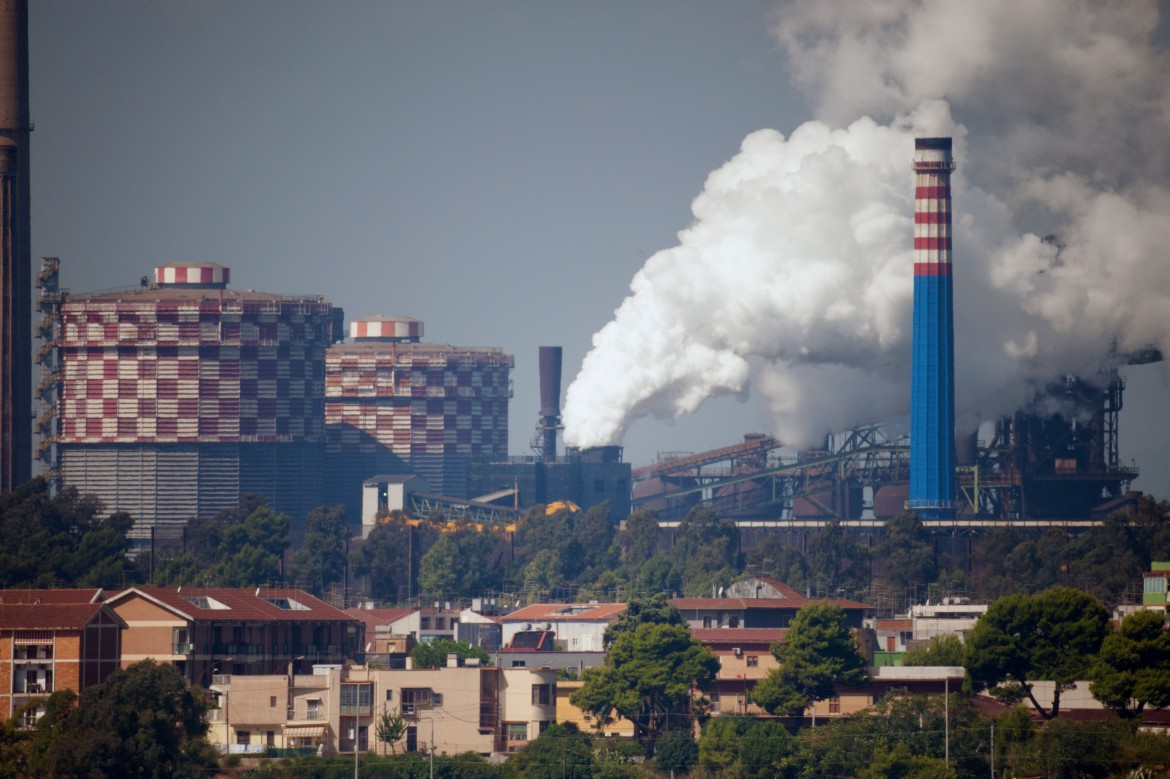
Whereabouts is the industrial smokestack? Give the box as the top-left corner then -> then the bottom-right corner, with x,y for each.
534,346 -> 563,462
0,0 -> 31,491
908,137 -> 957,519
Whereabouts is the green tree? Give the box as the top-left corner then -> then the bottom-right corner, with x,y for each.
410,638 -> 491,669
746,539 -> 811,595
375,707 -> 407,755
418,533 -> 460,597
902,634 -> 966,667
603,593 -> 687,649
29,660 -> 217,778
350,520 -> 411,602
290,504 -> 349,596
0,477 -> 140,589
655,728 -> 698,776
571,621 -> 719,756
635,555 -> 682,599
670,504 -> 740,596
698,716 -> 794,779
620,509 -> 661,574
502,722 -> 597,779
751,603 -> 870,717
789,694 -> 985,779
804,520 -> 869,599
876,512 -> 937,595
965,586 -> 1109,719
154,496 -> 291,588
1090,608 -> 1170,718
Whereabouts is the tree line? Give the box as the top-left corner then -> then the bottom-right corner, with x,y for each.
5,476 -> 1170,616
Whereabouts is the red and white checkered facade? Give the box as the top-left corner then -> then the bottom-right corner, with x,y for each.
350,317 -> 422,341
154,263 -> 230,287
325,343 -> 512,457
57,295 -> 333,445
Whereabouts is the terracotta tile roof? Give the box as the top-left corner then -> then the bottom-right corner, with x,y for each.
0,603 -> 120,630
876,619 -> 913,630
346,608 -> 416,634
670,596 -> 874,611
502,603 -> 627,623
109,587 -> 358,623
0,589 -> 106,604
691,628 -> 786,645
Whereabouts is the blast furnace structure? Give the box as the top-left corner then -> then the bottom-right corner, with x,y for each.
54,262 -> 339,539
324,315 -> 513,513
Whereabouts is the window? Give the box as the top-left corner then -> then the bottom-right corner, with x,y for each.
507,723 -> 528,742
594,479 -> 606,494
266,731 -> 275,747
829,696 -> 841,714
420,617 -> 431,630
746,656 -> 759,668
702,616 -> 712,629
340,683 -> 373,715
728,616 -> 740,628
386,690 -> 394,702
406,726 -> 418,752
270,696 -> 277,708
531,684 -> 552,705
401,688 -> 432,714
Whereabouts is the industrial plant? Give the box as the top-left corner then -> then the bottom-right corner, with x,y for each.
0,0 -> 1160,546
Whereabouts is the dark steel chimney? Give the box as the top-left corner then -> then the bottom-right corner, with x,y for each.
0,0 -> 32,491
533,346 -> 563,462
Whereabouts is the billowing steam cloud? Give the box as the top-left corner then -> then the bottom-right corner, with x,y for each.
563,0 -> 1170,450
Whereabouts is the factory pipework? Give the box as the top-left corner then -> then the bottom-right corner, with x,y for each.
0,0 -> 32,492
908,137 -> 957,519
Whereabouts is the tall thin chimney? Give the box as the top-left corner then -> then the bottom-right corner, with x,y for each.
0,0 -> 32,491
534,346 -> 562,462
909,137 -> 956,519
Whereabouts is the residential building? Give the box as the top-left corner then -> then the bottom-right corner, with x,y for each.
0,590 -> 125,722
691,628 -> 783,717
205,658 -> 557,756
107,587 -> 362,686
872,617 -> 914,666
669,578 -> 873,631
908,597 -> 987,644
555,679 -> 636,738
500,602 -> 626,651
1143,562 -> 1170,614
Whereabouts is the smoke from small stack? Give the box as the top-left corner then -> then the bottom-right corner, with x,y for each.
563,0 -> 1170,451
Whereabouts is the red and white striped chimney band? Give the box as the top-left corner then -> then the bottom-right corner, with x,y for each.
154,265 -> 230,285
350,319 -> 424,340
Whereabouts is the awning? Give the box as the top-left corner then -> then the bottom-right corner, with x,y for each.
282,725 -> 325,738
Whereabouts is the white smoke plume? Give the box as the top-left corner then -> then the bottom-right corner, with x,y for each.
564,0 -> 1170,450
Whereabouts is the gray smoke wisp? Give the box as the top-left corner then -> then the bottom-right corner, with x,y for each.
564,0 -> 1170,451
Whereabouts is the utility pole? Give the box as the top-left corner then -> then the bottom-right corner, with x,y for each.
429,717 -> 435,779
990,723 -> 994,779
944,676 -> 950,766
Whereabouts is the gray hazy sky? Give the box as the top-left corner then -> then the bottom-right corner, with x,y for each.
28,2 -> 1170,498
